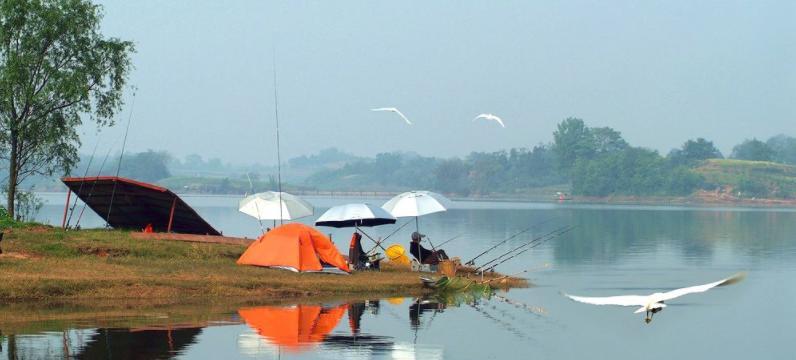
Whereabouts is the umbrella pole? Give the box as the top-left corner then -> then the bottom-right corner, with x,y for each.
415,217 -> 422,264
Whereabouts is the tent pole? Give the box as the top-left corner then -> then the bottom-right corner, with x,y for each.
61,189 -> 72,229
167,197 -> 177,233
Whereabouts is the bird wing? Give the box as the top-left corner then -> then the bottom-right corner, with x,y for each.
391,108 -> 412,125
473,114 -> 505,127
564,293 -> 649,307
656,273 -> 745,302
371,107 -> 395,112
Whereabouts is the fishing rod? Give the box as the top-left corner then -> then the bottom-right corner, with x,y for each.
271,46 -> 284,226
478,264 -> 551,285
64,137 -> 101,229
474,225 -> 567,271
73,141 -> 116,229
482,226 -> 575,273
365,219 -> 413,254
436,233 -> 463,248
464,216 -> 558,265
356,225 -> 388,252
245,173 -> 265,234
476,226 -> 572,272
105,94 -> 136,228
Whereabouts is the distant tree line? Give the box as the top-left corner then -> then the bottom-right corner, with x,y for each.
56,122 -> 796,199
303,118 -> 796,198
304,146 -> 564,196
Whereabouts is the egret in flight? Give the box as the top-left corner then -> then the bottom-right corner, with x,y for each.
371,107 -> 412,125
473,113 -> 505,128
564,272 -> 745,323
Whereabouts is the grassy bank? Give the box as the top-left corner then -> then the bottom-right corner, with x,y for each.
0,227 -> 524,304
695,159 -> 796,199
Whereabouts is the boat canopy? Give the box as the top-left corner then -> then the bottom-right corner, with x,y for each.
61,176 -> 220,235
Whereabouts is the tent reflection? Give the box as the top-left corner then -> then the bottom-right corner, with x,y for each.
237,304 -> 346,351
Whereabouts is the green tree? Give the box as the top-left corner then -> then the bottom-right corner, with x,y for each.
552,117 -> 595,172
117,150 -> 172,182
766,134 -> 796,165
669,137 -> 723,165
433,158 -> 470,195
731,138 -> 774,161
591,126 -> 628,155
0,0 -> 134,218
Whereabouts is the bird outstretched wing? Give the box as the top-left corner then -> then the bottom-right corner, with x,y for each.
371,107 -> 412,125
473,113 -> 506,128
391,108 -> 412,125
656,272 -> 745,302
564,294 -> 648,307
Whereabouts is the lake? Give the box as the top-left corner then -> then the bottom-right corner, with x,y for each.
2,193 -> 795,359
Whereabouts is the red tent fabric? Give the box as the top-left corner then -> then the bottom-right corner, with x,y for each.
237,223 -> 350,273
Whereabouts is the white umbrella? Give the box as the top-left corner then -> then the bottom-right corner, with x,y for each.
315,203 -> 396,228
239,192 -> 314,221
382,191 -> 451,218
382,191 -> 452,249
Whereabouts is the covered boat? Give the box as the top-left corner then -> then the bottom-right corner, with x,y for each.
61,176 -> 220,235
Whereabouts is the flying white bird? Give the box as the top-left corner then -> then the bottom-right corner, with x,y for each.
371,107 -> 412,125
473,113 -> 506,128
564,272 -> 745,323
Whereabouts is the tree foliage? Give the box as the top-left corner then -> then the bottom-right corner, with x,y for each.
668,138 -> 723,165
731,139 -> 774,161
552,117 -> 595,172
116,150 -> 171,182
766,134 -> 796,165
0,0 -> 134,217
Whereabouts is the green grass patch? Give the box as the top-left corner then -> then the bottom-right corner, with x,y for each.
695,159 -> 796,199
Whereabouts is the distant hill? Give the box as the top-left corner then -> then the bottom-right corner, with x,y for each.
694,159 -> 796,199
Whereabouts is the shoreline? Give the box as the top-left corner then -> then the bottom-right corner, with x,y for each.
0,227 -> 526,304
33,190 -> 796,209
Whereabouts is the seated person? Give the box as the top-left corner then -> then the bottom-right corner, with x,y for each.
409,232 -> 449,265
348,232 -> 370,270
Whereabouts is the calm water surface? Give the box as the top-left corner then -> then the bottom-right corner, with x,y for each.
2,193 -> 795,359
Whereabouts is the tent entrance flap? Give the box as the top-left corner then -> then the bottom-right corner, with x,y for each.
61,176 -> 220,236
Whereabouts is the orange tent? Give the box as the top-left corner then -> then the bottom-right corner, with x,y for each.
237,223 -> 350,273
238,304 -> 347,351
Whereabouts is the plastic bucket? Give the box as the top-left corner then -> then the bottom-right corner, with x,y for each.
386,244 -> 411,265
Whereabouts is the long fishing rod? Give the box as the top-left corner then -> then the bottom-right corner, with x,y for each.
356,225 -> 388,252
271,47 -> 284,226
64,137 -> 101,229
464,216 -> 558,265
73,140 -> 117,229
245,172 -> 265,234
366,219 -> 413,254
478,264 -> 551,285
105,94 -> 136,228
476,225 -> 571,270
482,226 -> 575,272
436,234 -> 463,248
475,226 -> 571,272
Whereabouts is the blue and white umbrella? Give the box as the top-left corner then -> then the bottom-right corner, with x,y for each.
315,203 -> 396,228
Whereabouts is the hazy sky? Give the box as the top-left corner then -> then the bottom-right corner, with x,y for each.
80,0 -> 795,164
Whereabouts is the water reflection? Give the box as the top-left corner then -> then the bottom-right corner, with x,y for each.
237,304 -> 346,352
0,326 -> 203,359
1,294 -> 543,359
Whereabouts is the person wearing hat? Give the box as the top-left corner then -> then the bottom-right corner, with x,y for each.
409,231 -> 448,265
